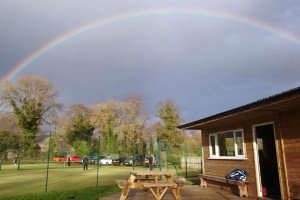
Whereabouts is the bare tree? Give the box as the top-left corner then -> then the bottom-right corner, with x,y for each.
118,94 -> 147,155
91,95 -> 148,156
92,99 -> 121,154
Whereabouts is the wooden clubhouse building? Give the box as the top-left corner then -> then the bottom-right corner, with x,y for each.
178,87 -> 300,199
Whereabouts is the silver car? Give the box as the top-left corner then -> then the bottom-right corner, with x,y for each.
99,156 -> 113,165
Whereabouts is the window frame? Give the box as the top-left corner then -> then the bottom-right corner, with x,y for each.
209,129 -> 245,159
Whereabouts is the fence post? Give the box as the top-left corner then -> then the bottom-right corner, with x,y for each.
45,130 -> 52,193
199,144 -> 203,174
158,141 -> 162,172
96,134 -> 101,187
17,159 -> 21,170
184,143 -> 188,178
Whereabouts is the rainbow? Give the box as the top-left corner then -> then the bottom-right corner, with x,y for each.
1,7 -> 300,85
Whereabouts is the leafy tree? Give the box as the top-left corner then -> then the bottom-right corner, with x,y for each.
145,122 -> 159,154
105,117 -> 118,154
73,140 -> 90,157
1,75 -> 61,157
50,117 -> 72,157
184,130 -> 202,156
0,113 -> 20,159
92,99 -> 120,155
89,137 -> 101,157
65,104 -> 94,146
49,133 -> 60,157
156,100 -> 184,149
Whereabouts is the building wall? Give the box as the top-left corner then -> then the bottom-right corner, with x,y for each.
202,120 -> 258,197
280,108 -> 300,199
201,108 -> 300,199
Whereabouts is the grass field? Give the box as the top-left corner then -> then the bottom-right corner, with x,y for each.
0,161 -> 200,199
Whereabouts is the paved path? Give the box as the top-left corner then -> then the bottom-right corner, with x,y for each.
99,185 -> 249,200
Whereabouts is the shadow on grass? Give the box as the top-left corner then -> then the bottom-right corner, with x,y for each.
0,185 -> 120,200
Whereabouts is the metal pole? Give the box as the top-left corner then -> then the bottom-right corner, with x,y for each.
199,144 -> 203,174
96,134 -> 100,187
45,130 -> 52,193
132,144 -> 135,171
185,143 -> 188,178
166,143 -> 169,171
158,141 -> 162,172
17,156 -> 21,170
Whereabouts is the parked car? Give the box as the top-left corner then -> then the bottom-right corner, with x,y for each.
144,155 -> 164,167
112,156 -> 127,166
99,156 -> 113,165
79,156 -> 99,164
144,155 -> 155,166
124,155 -> 144,166
52,155 -> 81,163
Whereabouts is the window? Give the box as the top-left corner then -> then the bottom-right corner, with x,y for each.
210,135 -> 216,155
209,129 -> 245,159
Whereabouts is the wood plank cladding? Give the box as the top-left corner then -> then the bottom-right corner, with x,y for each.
280,109 -> 300,199
202,123 -> 257,198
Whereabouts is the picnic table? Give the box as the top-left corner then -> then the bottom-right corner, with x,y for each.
116,170 -> 185,200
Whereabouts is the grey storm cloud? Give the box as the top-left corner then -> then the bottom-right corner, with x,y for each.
1,0 -> 300,122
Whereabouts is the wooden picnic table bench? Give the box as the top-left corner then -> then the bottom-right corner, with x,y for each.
199,174 -> 250,197
116,170 -> 186,200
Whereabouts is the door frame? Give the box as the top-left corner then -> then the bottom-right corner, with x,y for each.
252,121 -> 281,198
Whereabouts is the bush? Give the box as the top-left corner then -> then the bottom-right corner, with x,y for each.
167,156 -> 180,165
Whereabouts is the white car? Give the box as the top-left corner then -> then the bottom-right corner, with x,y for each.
99,156 -> 112,165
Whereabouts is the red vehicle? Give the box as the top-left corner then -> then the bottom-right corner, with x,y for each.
52,155 -> 81,162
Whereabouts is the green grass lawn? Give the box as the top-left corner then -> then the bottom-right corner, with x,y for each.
0,161 -> 200,199
0,162 -> 131,198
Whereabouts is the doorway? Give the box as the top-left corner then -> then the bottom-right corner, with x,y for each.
255,124 -> 281,199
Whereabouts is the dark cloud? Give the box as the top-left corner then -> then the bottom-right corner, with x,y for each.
1,0 -> 300,122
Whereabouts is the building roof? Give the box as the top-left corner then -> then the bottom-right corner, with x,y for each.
178,87 -> 300,130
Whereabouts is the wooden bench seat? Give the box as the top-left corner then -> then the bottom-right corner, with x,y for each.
199,174 -> 250,197
173,178 -> 186,186
135,176 -> 155,181
141,182 -> 177,188
141,182 -> 178,200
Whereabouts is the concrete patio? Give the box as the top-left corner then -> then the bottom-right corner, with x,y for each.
99,185 -> 251,200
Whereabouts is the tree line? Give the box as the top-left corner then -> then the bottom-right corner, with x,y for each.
0,75 -> 201,159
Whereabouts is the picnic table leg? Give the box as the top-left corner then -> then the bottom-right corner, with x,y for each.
238,184 -> 248,197
143,188 -> 149,199
119,186 -> 129,200
149,188 -> 159,200
200,178 -> 207,187
172,186 -> 182,200
159,187 -> 169,200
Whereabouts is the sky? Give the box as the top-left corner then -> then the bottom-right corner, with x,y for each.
1,0 -> 300,124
